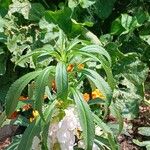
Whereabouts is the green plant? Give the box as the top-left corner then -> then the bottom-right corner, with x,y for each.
0,0 -> 149,149
4,30 -> 118,149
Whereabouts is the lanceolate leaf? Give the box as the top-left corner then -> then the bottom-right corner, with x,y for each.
55,62 -> 68,100
93,114 -> 112,134
80,45 -> 111,65
0,111 -> 6,127
15,50 -> 47,67
72,88 -> 95,150
17,100 -> 56,150
82,68 -> 112,104
34,67 -> 53,119
5,71 -> 41,117
73,46 -> 115,89
93,114 -> 118,150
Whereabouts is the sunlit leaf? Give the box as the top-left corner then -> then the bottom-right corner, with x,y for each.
72,88 -> 95,149
5,71 -> 41,117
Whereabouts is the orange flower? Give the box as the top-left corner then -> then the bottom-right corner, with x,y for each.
92,89 -> 105,99
83,93 -> 90,102
18,96 -> 28,101
52,80 -> 56,91
8,111 -> 19,119
29,110 -> 39,122
67,64 -> 74,72
77,64 -> 84,70
22,104 -> 32,111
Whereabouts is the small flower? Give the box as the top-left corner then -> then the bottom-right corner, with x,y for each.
92,89 -> 105,99
29,110 -> 39,122
29,117 -> 34,122
18,96 -> 28,101
9,111 -> 19,119
67,64 -> 74,72
32,110 -> 39,118
77,64 -> 84,70
52,80 -> 56,91
83,93 -> 90,102
22,104 -> 32,111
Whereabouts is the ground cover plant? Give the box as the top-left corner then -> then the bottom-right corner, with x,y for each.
0,0 -> 150,149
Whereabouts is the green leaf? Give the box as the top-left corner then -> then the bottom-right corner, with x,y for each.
15,50 -> 47,67
17,120 -> 41,150
138,127 -> 150,136
68,0 -> 78,8
0,16 -> 5,32
80,45 -> 111,65
45,8 -> 72,34
55,62 -> 68,100
17,101 -> 56,150
111,18 -> 125,35
74,46 -> 115,89
8,0 -> 31,19
111,104 -> 123,135
79,0 -> 95,8
6,135 -> 21,150
135,8 -> 149,25
0,0 -> 11,8
93,114 -> 118,150
5,71 -> 41,117
94,0 -> 116,19
107,133 -> 118,150
0,49 -> 7,75
72,88 -> 95,150
93,114 -> 112,134
121,14 -> 137,31
29,3 -> 45,21
94,136 -> 111,150
0,111 -> 7,127
34,67 -> 52,119
113,54 -> 149,119
79,45 -> 115,89
0,33 -> 7,42
82,68 -> 112,103
133,139 -> 150,149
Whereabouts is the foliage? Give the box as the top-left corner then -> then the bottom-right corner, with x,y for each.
0,0 -> 149,149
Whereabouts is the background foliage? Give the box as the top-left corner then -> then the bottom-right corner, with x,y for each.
0,0 -> 150,149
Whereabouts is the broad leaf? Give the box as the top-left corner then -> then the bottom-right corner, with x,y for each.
113,54 -> 149,119
29,3 -> 45,21
0,0 -> 11,8
72,88 -> 95,150
5,71 -> 41,117
110,104 -> 123,135
94,0 -> 116,19
45,8 -> 72,34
